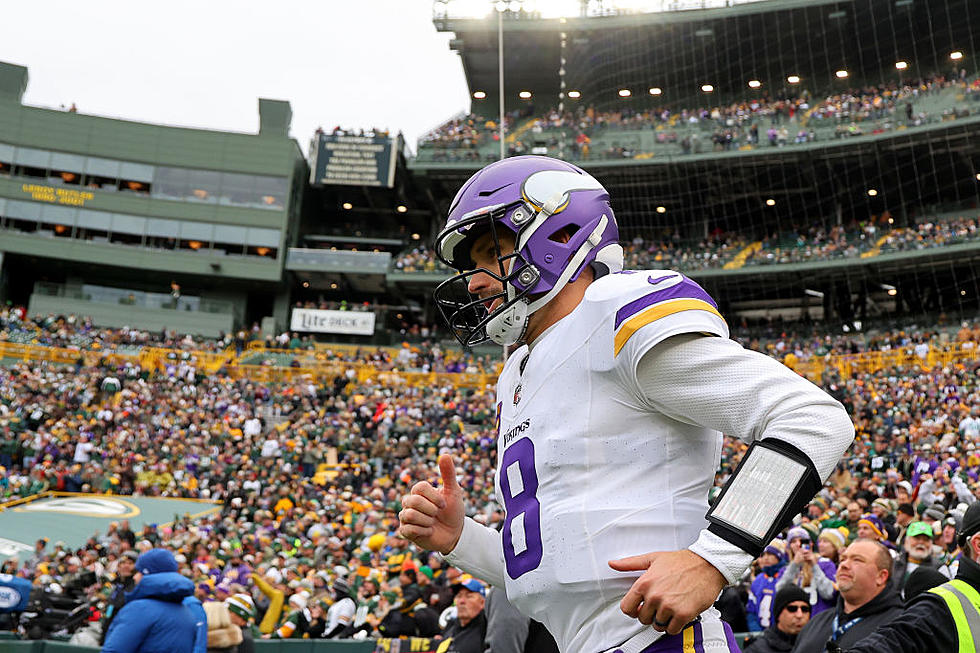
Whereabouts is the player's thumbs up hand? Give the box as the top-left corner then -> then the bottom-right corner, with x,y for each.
609,549 -> 726,635
398,454 -> 465,555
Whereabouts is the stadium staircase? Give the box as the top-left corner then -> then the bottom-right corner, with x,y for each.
860,232 -> 892,259
723,241 -> 762,269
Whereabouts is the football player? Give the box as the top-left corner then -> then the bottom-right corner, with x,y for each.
398,156 -> 854,653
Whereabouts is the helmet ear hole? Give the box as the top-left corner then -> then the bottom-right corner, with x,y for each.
547,225 -> 579,243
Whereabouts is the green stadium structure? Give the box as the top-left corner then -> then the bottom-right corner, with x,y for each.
0,61 -> 305,337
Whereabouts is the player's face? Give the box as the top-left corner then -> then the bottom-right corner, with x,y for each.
776,600 -> 810,635
466,229 -> 517,314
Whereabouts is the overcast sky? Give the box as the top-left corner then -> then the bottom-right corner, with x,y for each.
0,0 -> 472,152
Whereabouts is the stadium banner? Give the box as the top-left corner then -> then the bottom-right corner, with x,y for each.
374,638 -> 438,653
290,308 -> 376,335
310,133 -> 397,188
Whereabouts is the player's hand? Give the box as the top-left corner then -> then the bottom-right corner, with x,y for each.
398,454 -> 465,555
609,549 -> 726,635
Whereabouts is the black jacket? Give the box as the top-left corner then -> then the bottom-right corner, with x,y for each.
440,612 -> 488,653
890,551 -> 941,594
844,554 -> 980,653
791,584 -> 904,653
744,626 -> 797,653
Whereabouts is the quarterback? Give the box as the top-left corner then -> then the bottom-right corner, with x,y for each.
398,156 -> 854,653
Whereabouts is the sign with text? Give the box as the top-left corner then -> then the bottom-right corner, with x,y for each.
290,308 -> 376,335
22,183 -> 94,206
309,133 -> 397,188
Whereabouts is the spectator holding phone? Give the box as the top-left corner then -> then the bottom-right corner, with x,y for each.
776,527 -> 837,616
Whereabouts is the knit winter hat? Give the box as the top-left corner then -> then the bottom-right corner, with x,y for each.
772,585 -> 809,622
858,514 -> 887,540
226,593 -> 255,620
818,527 -> 847,552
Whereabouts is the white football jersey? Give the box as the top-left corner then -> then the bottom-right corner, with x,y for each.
490,269 -> 728,652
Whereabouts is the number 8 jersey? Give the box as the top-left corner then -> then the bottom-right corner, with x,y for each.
446,269 -> 731,653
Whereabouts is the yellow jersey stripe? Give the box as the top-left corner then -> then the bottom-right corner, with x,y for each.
683,624 -> 696,653
613,298 -> 724,357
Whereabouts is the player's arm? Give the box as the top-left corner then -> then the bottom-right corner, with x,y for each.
635,333 -> 854,583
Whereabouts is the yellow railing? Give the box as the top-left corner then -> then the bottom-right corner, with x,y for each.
788,344 -> 978,383
5,339 -> 974,390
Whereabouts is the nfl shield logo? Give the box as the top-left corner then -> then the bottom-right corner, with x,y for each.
513,383 -> 522,406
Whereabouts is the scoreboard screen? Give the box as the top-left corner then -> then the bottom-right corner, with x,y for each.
309,133 -> 396,188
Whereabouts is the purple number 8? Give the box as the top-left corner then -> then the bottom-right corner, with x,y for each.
500,438 -> 543,579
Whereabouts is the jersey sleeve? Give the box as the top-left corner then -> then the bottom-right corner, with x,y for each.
602,271 -> 728,373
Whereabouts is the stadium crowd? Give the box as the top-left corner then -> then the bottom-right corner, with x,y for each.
391,211 -> 980,274
418,73 -> 980,162
0,309 -> 978,650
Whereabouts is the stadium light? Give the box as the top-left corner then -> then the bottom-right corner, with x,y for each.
648,87 -> 662,96
976,173 -> 980,181
567,90 -> 582,99
787,75 -> 801,84
519,90 -> 532,99
656,206 -> 667,214
765,198 -> 776,206
881,284 -> 897,296
951,51 -> 964,61
302,281 -> 310,288
397,205 -> 407,213
804,289 -> 824,298
835,70 -> 849,79
473,91 -> 487,99
963,290 -> 968,296
411,233 -> 421,240
619,89 -> 632,97
748,80 -> 762,89
330,282 -> 339,290
867,189 -> 878,197
701,84 -> 714,93
895,61 -> 909,70
342,202 -> 353,210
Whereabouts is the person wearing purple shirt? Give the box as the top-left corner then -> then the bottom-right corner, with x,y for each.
911,450 -> 939,485
776,527 -> 837,617
220,553 -> 252,586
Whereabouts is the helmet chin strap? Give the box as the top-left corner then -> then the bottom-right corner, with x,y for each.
486,300 -> 529,346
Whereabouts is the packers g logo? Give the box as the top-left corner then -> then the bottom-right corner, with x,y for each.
14,496 -> 139,518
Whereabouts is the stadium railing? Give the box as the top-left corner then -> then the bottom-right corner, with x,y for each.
0,341 -> 499,390
4,339 -> 977,387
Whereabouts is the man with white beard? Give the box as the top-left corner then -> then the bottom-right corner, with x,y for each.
891,521 -> 948,596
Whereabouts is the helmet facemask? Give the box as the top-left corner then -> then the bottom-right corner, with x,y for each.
433,205 -> 539,348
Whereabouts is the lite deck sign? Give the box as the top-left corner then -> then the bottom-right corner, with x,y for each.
22,183 -> 94,206
290,308 -> 376,335
309,133 -> 397,188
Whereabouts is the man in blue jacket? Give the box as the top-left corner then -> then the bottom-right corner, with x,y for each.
102,548 -> 204,653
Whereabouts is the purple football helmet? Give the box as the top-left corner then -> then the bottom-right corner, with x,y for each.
433,155 -> 622,347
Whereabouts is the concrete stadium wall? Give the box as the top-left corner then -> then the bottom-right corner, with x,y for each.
27,294 -> 235,338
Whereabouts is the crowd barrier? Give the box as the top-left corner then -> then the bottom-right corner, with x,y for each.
2,338 -> 976,388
